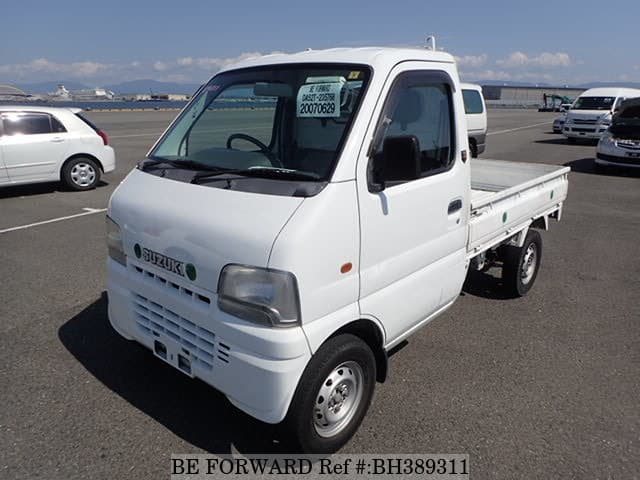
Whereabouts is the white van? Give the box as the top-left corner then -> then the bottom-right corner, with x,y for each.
461,83 -> 487,156
563,87 -> 640,142
106,47 -> 568,453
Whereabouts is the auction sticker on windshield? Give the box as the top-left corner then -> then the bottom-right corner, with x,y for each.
297,81 -> 343,118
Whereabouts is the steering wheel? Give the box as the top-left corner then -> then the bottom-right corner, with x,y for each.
226,133 -> 282,166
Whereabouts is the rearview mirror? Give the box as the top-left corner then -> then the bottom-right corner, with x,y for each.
253,82 -> 292,98
369,135 -> 421,192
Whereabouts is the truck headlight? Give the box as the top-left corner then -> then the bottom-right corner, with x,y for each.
600,115 -> 611,126
218,265 -> 301,327
106,216 -> 126,266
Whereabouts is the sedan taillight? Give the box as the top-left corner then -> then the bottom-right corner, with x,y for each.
97,130 -> 109,146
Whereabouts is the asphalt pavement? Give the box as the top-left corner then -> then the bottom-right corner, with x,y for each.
1,109 -> 638,479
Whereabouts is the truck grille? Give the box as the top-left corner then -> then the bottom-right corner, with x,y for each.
570,127 -> 596,133
132,293 -> 231,369
131,263 -> 211,306
573,118 -> 597,125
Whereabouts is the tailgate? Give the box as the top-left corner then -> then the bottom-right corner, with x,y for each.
468,159 -> 569,255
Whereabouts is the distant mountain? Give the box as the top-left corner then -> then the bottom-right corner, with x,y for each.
472,80 -> 640,89
16,80 -> 89,94
578,81 -> 640,89
472,80 -> 553,87
12,79 -> 202,95
106,79 -> 201,95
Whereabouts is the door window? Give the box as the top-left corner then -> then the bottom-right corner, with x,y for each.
462,89 -> 484,114
2,113 -> 53,135
372,72 -> 455,184
50,115 -> 67,133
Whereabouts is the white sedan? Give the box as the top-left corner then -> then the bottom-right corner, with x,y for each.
0,106 -> 115,190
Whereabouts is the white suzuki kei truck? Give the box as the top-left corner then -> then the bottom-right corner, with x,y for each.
106,47 -> 569,453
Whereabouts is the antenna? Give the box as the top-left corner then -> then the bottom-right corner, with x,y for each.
425,35 -> 436,51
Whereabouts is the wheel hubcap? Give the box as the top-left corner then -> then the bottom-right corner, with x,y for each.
70,162 -> 96,187
314,361 -> 363,438
521,243 -> 537,285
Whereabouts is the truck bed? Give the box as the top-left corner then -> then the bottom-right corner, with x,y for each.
468,159 -> 570,256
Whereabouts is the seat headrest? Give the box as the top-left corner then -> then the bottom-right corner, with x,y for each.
392,89 -> 422,130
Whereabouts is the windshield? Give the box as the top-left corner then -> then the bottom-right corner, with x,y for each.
149,64 -> 370,183
572,96 -> 615,111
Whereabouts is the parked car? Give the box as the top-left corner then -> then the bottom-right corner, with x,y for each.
553,103 -> 574,133
563,87 -> 640,143
461,82 -> 487,156
552,114 -> 566,133
596,97 -> 640,170
0,106 -> 115,190
106,47 -> 569,453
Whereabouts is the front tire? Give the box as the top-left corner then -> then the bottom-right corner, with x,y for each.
285,334 -> 376,453
502,230 -> 542,297
62,157 -> 101,191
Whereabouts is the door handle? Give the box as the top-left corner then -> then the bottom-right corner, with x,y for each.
448,199 -> 462,214
50,137 -> 64,143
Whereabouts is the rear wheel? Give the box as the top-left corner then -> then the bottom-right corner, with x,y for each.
502,230 -> 542,297
62,157 -> 101,190
285,334 -> 376,453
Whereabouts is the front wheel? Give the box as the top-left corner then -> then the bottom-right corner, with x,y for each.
501,230 -> 542,297
284,334 -> 376,453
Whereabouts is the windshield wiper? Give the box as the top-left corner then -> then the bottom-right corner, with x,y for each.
139,158 -> 224,172
191,166 -> 321,184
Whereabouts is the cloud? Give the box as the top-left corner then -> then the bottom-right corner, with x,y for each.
0,52 -> 283,85
497,51 -> 571,68
177,57 -> 193,66
462,69 -> 512,81
454,54 -> 488,68
153,61 -> 168,72
0,58 -> 109,79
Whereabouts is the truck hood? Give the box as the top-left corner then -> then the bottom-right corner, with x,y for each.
108,169 -> 304,293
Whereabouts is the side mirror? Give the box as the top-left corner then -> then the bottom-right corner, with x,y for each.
369,135 -> 421,192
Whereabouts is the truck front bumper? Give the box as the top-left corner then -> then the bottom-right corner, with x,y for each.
106,258 -> 311,424
563,125 -> 608,139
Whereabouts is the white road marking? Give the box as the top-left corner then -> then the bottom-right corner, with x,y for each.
0,207 -> 107,234
487,121 -> 552,136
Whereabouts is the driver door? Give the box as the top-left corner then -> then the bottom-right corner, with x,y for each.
356,64 -> 469,346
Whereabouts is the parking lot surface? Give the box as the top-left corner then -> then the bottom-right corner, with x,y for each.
1,109 -> 638,479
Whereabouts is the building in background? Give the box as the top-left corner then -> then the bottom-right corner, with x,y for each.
482,85 -> 586,108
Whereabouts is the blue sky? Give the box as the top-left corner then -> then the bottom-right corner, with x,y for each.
1,0 -> 638,86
